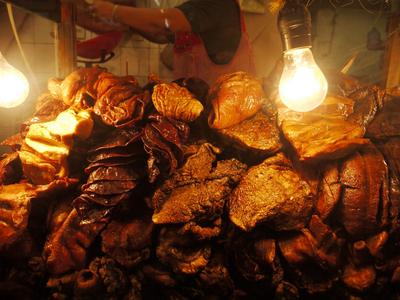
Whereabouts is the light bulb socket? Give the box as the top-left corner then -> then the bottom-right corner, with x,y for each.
278,0 -> 312,51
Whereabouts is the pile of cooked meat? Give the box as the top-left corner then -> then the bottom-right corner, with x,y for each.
0,67 -> 400,300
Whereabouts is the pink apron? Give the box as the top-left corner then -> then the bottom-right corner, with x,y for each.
173,2 -> 255,85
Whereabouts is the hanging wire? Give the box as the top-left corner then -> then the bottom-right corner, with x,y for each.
6,3 -> 40,94
358,0 -> 375,14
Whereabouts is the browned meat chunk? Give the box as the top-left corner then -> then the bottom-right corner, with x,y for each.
374,138 -> 400,231
278,222 -> 341,294
231,231 -> 283,284
0,152 -> 22,185
44,207 -> 105,275
49,66 -> 106,106
307,215 -> 343,268
366,231 -> 388,258
208,72 -> 266,129
93,72 -> 149,128
339,143 -> 390,238
316,163 -> 341,220
0,179 -> 77,252
74,127 -> 145,224
152,83 -> 204,122
156,227 -> 211,275
197,252 -> 234,298
367,98 -> 400,139
229,153 -> 313,231
341,264 -> 376,292
279,232 -> 314,266
152,143 -> 246,225
281,117 -> 368,163
88,257 -> 129,297
0,183 -> 35,250
142,114 -> 189,182
216,111 -> 281,156
101,213 -> 154,268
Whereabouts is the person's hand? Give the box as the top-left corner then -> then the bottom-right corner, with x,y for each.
88,0 -> 115,21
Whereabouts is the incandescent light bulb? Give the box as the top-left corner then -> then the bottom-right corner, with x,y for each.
0,51 -> 29,108
279,47 -> 328,112
277,0 -> 328,112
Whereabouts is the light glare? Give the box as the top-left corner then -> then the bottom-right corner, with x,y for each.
279,48 -> 328,112
0,53 -> 30,108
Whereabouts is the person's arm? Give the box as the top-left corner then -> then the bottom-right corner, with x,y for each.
90,0 -> 192,43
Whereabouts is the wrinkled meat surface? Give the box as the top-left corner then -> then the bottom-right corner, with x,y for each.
208,71 -> 266,129
152,142 -> 246,225
44,206 -> 105,275
152,83 -> 204,122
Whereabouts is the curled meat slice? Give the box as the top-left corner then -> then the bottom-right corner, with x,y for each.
94,75 -> 149,127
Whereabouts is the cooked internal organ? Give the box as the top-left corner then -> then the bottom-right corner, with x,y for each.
208,71 -> 266,129
44,208 -> 106,275
0,152 -> 22,185
101,213 -> 154,268
216,111 -> 282,156
19,109 -> 93,184
0,183 -> 36,249
49,66 -> 106,106
316,163 -> 341,220
229,153 -> 313,231
152,83 -> 204,122
338,143 -> 390,238
281,118 -> 368,162
152,143 -> 246,224
93,73 -> 149,128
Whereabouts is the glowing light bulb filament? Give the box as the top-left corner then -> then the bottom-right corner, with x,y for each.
278,47 -> 328,112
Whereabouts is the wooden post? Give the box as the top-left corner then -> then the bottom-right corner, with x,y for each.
383,12 -> 400,88
55,1 -> 76,78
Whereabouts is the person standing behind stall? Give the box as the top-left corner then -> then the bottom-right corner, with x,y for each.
88,0 -> 255,85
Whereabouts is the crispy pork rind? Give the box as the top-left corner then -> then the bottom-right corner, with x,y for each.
93,72 -> 149,128
277,93 -> 370,163
152,83 -> 204,122
281,117 -> 369,163
208,71 -> 266,129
